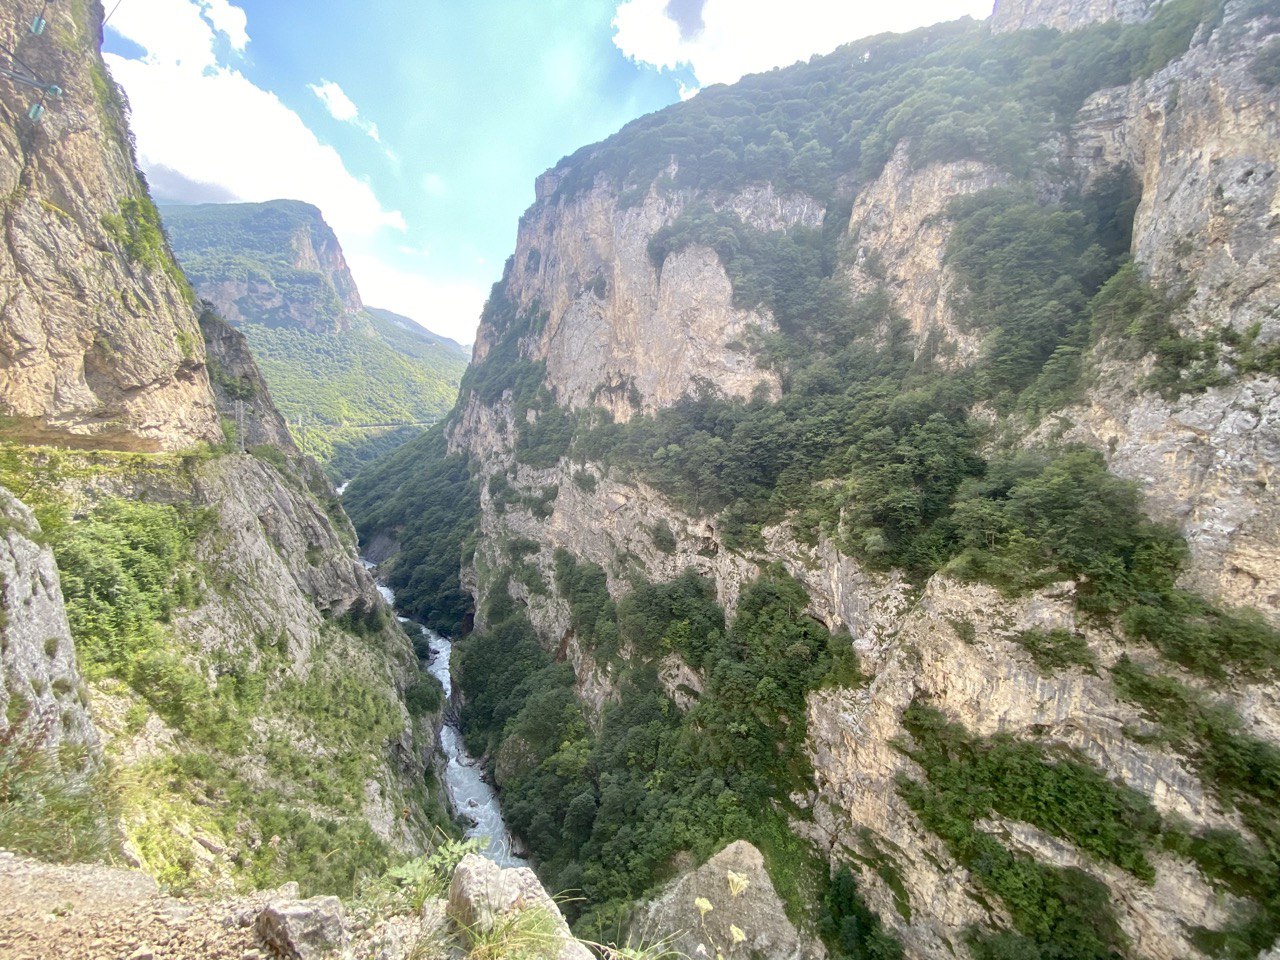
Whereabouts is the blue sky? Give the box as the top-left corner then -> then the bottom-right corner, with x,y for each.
103,0 -> 991,342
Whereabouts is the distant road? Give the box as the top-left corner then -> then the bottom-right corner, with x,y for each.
295,420 -> 440,431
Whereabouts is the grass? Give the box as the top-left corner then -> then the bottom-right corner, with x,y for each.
0,718 -> 116,863
0,444 -> 448,895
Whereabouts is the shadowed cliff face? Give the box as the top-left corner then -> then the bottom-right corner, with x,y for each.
0,0 -> 221,453
0,2 -> 445,895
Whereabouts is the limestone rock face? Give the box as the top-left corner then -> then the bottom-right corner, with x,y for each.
0,0 -> 220,451
447,854 -> 592,960
630,841 -> 820,960
844,144 -> 1007,367
1043,6 -> 1280,622
199,310 -> 301,457
440,4 -> 1280,957
1070,7 -> 1280,342
804,576 -> 1248,960
489,181 -> 815,420
161,200 -> 364,334
0,486 -> 98,758
991,0 -> 1159,33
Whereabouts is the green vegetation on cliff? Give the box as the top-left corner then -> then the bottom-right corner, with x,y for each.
343,426 -> 479,636
0,445 -> 446,896
237,317 -> 466,480
552,0 -> 1221,203
456,567 -> 865,944
159,202 -> 468,480
343,0 -> 1280,952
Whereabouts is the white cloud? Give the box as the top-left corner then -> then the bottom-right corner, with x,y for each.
309,79 -> 383,144
106,55 -> 404,239
200,0 -> 249,50
614,0 -> 994,89
104,1 -> 469,337
347,253 -> 487,344
107,0 -> 224,68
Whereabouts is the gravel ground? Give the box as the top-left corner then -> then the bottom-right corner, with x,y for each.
0,850 -> 282,960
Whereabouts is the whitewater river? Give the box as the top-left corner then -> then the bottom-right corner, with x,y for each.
363,563 -> 527,867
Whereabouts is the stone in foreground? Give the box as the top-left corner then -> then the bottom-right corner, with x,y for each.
255,897 -> 348,959
631,840 -> 818,960
447,854 -> 590,960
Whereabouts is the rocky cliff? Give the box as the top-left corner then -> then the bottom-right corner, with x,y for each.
160,200 -> 469,480
351,0 -> 1280,956
991,0 -> 1161,33
0,0 -> 444,903
0,0 -> 220,452
0,485 -> 98,758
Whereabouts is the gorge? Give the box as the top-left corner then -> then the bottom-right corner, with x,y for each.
1,0 -> 1279,958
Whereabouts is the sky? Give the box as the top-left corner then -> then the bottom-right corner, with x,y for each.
102,0 -> 993,344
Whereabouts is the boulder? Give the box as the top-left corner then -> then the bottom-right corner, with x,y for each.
630,841 -> 820,960
255,896 -> 347,959
446,854 -> 590,960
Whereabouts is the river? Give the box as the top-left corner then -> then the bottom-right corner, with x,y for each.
363,563 -> 527,868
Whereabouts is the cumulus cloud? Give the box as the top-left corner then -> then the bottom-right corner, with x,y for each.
103,0 -> 434,330
613,0 -> 993,88
200,0 -> 249,50
107,0 -> 226,68
104,0 -> 405,243
106,56 -> 404,238
309,79 -> 384,144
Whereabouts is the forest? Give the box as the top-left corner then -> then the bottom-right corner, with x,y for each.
343,0 -> 1280,955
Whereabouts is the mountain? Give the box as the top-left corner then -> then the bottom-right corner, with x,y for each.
348,0 -> 1280,955
0,0 -> 446,900
159,201 -> 469,481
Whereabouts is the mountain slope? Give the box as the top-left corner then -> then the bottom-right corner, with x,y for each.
348,0 -> 1280,955
1,0 -> 446,899
159,201 -> 468,480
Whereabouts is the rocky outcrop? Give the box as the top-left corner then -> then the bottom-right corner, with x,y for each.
805,576 -> 1247,960
491,181 -> 819,420
0,0 -> 438,909
0,849 -> 582,960
199,309 -> 301,456
630,841 -> 819,960
447,854 -> 592,960
845,144 -> 1007,367
0,0 -> 221,452
0,486 -> 98,758
198,308 -> 336,498
1070,3 -> 1280,341
255,896 -> 348,960
1033,366 -> 1280,621
991,0 -> 1160,33
426,3 -> 1280,957
1043,2 -> 1280,621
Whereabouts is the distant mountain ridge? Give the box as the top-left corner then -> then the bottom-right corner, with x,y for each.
365,306 -> 470,360
159,201 -> 468,480
160,199 -> 363,333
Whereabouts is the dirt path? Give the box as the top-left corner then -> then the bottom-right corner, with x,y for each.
0,851 -> 276,960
